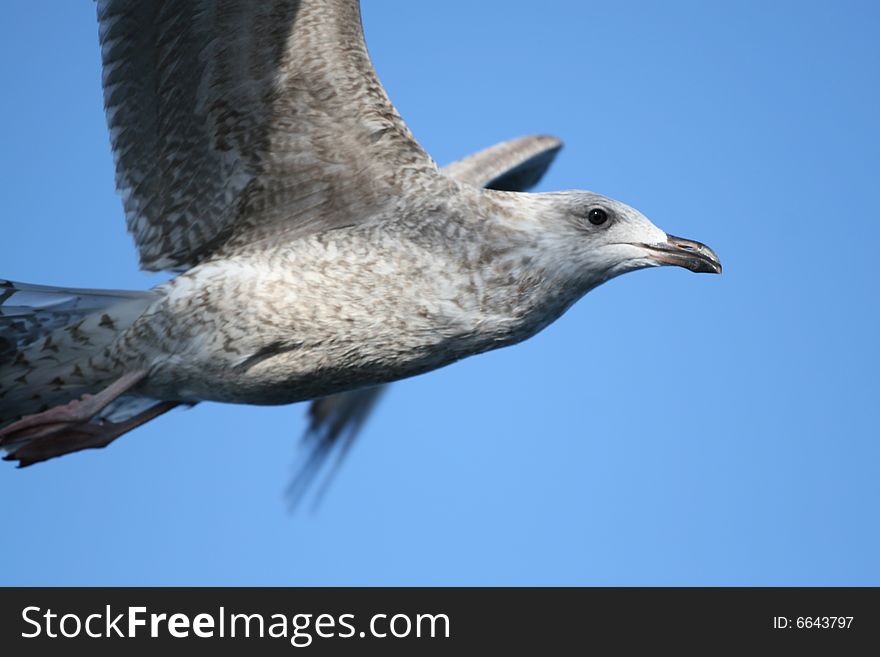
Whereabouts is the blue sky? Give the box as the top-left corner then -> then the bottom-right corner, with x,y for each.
1,1 -> 878,585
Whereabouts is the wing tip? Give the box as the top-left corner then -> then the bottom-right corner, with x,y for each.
529,134 -> 564,151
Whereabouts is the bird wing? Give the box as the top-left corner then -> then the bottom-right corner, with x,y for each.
291,135 -> 564,507
442,134 -> 563,192
98,0 -> 436,272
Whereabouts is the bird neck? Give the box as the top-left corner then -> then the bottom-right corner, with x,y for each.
436,191 -> 588,349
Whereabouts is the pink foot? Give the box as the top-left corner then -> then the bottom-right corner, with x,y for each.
0,370 -> 148,442
3,400 -> 178,467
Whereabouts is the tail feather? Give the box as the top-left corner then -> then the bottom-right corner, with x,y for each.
0,279 -> 155,366
0,279 -> 158,431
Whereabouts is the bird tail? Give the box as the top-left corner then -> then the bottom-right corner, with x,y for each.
0,279 -> 157,433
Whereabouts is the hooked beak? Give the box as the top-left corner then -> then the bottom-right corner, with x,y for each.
638,234 -> 722,274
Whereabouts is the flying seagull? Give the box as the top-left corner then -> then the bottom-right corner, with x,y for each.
0,2 -> 720,490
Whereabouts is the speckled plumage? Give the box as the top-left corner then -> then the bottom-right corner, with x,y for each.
113,189 -> 587,407
1,0 -> 721,479
98,0 -> 434,272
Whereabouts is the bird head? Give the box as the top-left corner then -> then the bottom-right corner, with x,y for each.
525,190 -> 721,292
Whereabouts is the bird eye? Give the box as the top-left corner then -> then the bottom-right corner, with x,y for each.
588,208 -> 608,226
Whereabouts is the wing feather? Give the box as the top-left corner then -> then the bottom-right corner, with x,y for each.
98,0 -> 435,271
443,134 -> 563,191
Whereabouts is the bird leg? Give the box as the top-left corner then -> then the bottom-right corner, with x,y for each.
0,370 -> 148,444
3,400 -> 179,467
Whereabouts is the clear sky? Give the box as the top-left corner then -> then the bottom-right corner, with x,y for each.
1,1 -> 878,585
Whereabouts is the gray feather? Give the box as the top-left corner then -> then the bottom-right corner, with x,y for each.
292,134 -> 563,505
0,281 -> 157,429
443,135 -> 563,192
0,279 -> 153,367
98,0 -> 436,272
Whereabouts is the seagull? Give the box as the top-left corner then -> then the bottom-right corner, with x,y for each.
0,1 -> 720,494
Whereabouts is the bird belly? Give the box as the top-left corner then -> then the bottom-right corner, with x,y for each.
140,326 -> 481,406
130,252 -> 498,406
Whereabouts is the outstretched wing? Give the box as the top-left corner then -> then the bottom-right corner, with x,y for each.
443,134 -> 563,191
98,0 -> 435,271
291,135 -> 564,507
